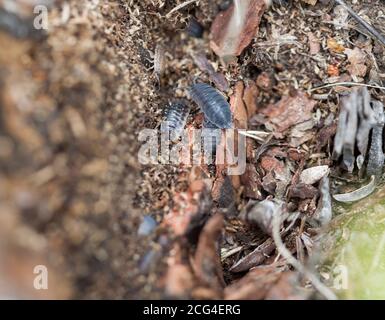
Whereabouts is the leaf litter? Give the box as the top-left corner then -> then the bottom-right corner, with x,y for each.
2,0 -> 385,300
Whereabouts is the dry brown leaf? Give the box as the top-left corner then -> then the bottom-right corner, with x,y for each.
225,265 -> 282,300
265,272 -> 305,300
308,32 -> 320,55
240,163 -> 263,200
345,47 -> 367,77
261,91 -> 317,138
243,80 -> 259,118
165,243 -> 195,297
193,213 -> 225,294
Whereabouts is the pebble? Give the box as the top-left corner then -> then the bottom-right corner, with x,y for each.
299,165 -> 329,185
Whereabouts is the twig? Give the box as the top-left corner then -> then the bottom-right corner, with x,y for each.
272,211 -> 337,300
238,130 -> 269,142
310,82 -> 385,92
238,130 -> 271,142
221,246 -> 244,261
334,0 -> 385,47
166,0 -> 199,18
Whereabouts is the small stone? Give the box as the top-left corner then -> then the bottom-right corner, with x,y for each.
299,165 -> 329,185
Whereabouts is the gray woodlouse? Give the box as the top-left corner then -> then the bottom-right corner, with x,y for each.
189,83 -> 232,129
161,100 -> 190,137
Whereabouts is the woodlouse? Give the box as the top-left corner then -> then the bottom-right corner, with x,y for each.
161,100 -> 190,137
189,83 -> 232,129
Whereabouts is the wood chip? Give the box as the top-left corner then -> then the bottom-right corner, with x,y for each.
210,0 -> 267,61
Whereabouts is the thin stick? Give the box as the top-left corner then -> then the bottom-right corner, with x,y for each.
310,82 -> 385,92
166,0 -> 199,17
238,131 -> 267,142
244,130 -> 270,136
334,0 -> 385,47
272,211 -> 337,300
221,246 -> 244,261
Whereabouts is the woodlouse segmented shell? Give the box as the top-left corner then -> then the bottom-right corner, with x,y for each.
161,100 -> 190,136
189,83 -> 232,129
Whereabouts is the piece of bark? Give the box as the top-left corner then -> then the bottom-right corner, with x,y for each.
240,163 -> 263,199
210,0 -> 267,61
316,123 -> 337,152
193,213 -> 225,292
262,172 -> 276,194
261,91 -> 317,138
289,183 -> 318,199
308,31 -> 320,55
243,80 -> 259,118
289,119 -> 316,147
265,272 -> 305,300
225,265 -> 282,300
212,172 -> 235,209
165,243 -> 195,298
230,80 -> 248,129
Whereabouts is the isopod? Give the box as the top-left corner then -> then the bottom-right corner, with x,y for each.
161,100 -> 190,137
189,83 -> 232,129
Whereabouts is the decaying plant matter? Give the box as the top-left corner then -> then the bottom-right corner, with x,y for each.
332,88 -> 384,202
2,0 -> 385,300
